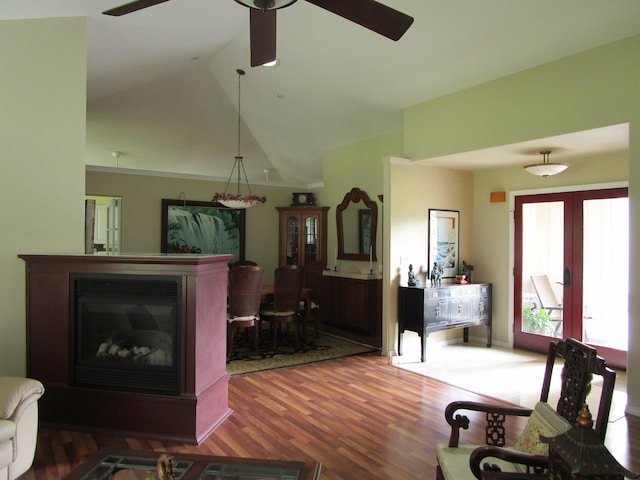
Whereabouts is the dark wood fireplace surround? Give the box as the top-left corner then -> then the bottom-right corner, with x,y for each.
19,253 -> 232,444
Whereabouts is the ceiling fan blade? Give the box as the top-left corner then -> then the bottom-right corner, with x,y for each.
304,0 -> 413,41
103,0 -> 171,16
250,9 -> 277,67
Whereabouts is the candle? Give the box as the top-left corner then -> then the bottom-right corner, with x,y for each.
369,246 -> 373,271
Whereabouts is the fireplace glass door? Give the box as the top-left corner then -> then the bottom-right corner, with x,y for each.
70,274 -> 181,395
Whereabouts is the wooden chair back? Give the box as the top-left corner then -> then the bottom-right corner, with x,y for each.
228,266 -> 263,317
540,337 -> 616,440
273,265 -> 305,313
303,260 -> 324,302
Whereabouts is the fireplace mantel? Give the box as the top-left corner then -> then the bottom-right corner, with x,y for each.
19,253 -> 233,444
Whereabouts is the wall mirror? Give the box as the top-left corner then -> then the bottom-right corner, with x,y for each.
337,187 -> 378,261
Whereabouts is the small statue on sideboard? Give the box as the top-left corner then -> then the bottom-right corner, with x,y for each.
430,262 -> 443,287
408,264 -> 420,286
461,260 -> 474,283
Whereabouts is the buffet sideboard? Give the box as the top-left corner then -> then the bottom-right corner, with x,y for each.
398,283 -> 492,362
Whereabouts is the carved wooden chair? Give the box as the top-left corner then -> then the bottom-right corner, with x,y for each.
260,265 -> 305,351
227,265 -> 264,360
435,338 -> 616,480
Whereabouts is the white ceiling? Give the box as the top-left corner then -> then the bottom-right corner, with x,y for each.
2,1 -> 639,186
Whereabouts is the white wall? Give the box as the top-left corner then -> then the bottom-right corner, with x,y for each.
0,17 -> 87,376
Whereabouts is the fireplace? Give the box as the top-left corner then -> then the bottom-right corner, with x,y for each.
70,274 -> 181,395
20,253 -> 232,443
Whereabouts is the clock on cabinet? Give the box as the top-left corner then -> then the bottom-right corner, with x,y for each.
291,192 -> 315,206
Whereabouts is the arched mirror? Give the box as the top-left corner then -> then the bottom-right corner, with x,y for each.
337,187 -> 378,261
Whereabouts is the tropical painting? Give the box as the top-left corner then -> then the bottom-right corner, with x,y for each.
161,199 -> 245,262
428,209 -> 459,278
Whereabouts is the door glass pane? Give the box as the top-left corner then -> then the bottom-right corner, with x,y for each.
521,201 -> 564,338
582,197 -> 629,351
303,216 -> 318,265
286,216 -> 299,265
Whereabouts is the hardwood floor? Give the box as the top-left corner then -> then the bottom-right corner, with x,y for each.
25,353 -> 640,479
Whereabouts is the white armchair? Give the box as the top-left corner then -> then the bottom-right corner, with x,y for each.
0,377 -> 44,480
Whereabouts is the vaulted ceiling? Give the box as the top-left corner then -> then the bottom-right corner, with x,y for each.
3,1 -> 640,186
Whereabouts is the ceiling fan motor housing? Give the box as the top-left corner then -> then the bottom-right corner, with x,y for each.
235,0 -> 297,11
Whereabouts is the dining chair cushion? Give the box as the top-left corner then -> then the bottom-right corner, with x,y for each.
228,314 -> 259,322
259,308 -> 296,317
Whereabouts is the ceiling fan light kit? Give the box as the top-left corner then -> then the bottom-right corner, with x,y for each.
523,150 -> 569,178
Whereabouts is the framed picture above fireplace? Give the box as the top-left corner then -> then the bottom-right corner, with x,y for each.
161,199 -> 245,262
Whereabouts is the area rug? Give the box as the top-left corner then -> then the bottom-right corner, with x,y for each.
226,329 -> 378,375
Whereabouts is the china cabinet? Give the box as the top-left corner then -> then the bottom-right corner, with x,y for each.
277,206 -> 329,267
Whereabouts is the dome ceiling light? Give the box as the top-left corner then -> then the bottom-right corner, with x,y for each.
523,150 -> 569,178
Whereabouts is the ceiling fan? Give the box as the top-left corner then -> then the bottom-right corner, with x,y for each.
102,0 -> 414,67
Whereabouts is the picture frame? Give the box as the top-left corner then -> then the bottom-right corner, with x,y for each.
161,199 -> 245,262
428,209 -> 459,279
358,208 -> 372,254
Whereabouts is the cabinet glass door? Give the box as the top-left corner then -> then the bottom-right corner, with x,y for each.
303,215 -> 318,265
286,215 -> 300,265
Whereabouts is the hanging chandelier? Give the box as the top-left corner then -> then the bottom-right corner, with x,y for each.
212,68 -> 266,209
523,150 -> 569,178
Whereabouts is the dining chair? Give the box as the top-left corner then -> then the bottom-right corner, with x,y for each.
302,259 -> 324,337
227,265 -> 264,360
260,265 -> 305,351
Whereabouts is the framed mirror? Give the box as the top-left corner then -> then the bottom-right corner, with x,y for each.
337,187 -> 378,261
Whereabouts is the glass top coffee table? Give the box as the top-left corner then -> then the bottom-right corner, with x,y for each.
63,449 -> 322,480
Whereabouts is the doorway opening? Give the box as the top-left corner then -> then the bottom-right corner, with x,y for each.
85,195 -> 122,254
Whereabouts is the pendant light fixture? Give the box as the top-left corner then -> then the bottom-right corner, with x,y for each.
212,68 -> 266,209
523,150 -> 569,178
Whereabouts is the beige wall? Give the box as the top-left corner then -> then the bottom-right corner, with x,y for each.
399,35 -> 639,414
86,170 -> 304,282
0,17 -> 87,376
386,160 -> 475,351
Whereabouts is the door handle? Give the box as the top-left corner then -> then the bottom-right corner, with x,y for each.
563,267 -> 570,287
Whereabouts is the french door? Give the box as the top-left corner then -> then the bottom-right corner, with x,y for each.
513,187 -> 628,369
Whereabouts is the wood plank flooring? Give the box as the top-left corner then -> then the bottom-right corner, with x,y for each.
24,353 -> 640,479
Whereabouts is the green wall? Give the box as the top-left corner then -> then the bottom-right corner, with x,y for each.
396,34 -> 639,414
0,17 -> 87,375
322,131 -> 402,274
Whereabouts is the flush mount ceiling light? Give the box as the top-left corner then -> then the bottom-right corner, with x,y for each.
212,69 -> 266,209
523,150 -> 569,178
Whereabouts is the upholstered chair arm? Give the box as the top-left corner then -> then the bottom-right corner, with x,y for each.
469,445 -> 549,479
445,401 -> 533,447
0,378 -> 44,423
